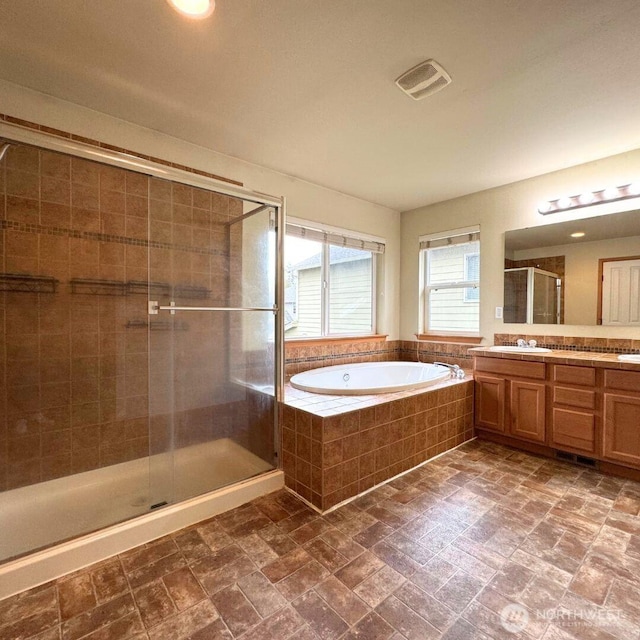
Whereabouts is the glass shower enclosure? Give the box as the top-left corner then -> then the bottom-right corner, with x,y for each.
504,267 -> 561,324
0,125 -> 283,564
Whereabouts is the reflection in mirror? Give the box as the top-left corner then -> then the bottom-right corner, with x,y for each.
504,210 -> 640,325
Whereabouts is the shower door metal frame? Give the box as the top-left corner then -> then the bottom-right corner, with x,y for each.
0,119 -> 286,466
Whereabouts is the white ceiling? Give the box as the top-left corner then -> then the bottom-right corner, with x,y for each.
2,0 -> 640,212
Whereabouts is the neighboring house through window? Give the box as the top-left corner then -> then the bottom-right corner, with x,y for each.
420,227 -> 480,334
285,219 -> 384,338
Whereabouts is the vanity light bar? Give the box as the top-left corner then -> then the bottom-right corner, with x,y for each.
538,181 -> 640,214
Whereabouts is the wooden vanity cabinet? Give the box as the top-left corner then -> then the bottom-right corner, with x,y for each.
474,354 -> 640,476
550,365 -> 598,455
603,369 -> 640,466
475,357 -> 546,443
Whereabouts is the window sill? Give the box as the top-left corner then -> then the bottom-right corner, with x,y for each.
415,334 -> 483,344
285,334 -> 388,347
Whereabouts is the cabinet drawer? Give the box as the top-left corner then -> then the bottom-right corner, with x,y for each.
474,357 -> 545,380
604,369 -> 640,394
553,386 -> 596,410
552,365 -> 596,387
551,408 -> 595,453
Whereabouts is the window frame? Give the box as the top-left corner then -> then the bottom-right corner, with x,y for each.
285,219 -> 382,340
463,252 -> 480,303
419,226 -> 481,336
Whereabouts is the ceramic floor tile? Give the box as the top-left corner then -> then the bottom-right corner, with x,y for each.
4,440 -> 640,640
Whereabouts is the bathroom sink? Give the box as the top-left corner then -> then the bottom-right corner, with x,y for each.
618,354 -> 640,363
488,346 -> 552,353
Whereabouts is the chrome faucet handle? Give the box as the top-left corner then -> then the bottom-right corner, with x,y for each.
528,340 -> 537,348
516,339 -> 526,347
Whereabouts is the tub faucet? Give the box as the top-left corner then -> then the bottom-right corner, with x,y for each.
434,362 -> 466,379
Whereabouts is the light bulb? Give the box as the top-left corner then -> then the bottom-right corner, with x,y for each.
570,232 -> 585,238
603,186 -> 619,201
557,196 -> 572,209
167,0 -> 215,18
627,182 -> 640,196
537,201 -> 552,214
578,192 -> 594,205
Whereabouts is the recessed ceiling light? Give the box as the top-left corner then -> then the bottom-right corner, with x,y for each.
167,0 -> 215,19
570,232 -> 585,238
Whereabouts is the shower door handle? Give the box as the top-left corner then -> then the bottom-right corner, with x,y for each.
149,301 -> 277,315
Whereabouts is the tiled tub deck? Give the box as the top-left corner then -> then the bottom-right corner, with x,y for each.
282,376 -> 474,511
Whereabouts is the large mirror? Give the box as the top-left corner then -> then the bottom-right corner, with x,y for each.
503,210 -> 640,325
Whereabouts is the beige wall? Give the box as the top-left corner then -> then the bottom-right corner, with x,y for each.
0,79 -> 401,339
401,148 -> 640,341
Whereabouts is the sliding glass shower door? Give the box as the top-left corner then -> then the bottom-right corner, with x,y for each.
147,180 -> 279,507
0,126 -> 282,564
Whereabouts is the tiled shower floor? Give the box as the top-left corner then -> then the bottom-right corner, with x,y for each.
3,440 -> 640,640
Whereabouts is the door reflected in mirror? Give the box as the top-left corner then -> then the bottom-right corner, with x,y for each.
504,210 -> 640,325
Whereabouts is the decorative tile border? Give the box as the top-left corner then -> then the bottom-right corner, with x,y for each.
1,219 -> 228,257
0,113 -> 242,187
494,333 -> 640,354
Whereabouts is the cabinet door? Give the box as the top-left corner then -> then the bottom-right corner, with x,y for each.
475,375 -> 506,433
603,393 -> 640,466
551,408 -> 595,453
509,380 -> 546,443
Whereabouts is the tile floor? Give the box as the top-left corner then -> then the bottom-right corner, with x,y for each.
3,440 -> 640,640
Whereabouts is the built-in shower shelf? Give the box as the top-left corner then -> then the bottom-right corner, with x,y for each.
125,319 -> 189,331
127,280 -> 172,296
70,278 -> 127,296
125,320 -> 148,329
173,285 -> 211,299
124,281 -> 210,299
0,273 -> 59,293
151,320 -> 189,331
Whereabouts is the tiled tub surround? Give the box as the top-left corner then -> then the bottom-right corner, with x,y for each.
282,376 -> 474,511
0,141 -> 274,494
4,440 -> 640,640
285,338 -> 472,379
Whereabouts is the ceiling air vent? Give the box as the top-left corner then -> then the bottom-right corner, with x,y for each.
395,59 -> 452,100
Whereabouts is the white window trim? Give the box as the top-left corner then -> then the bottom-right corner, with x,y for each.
463,252 -> 480,303
419,226 -> 481,336
285,219 -> 382,340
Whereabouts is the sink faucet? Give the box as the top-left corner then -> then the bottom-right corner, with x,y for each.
434,362 -> 466,379
516,338 -> 537,349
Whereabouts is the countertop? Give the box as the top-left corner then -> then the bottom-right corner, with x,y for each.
468,347 -> 640,370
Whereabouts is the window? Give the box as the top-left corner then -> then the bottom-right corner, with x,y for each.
285,220 -> 384,338
463,253 -> 480,302
420,227 -> 480,333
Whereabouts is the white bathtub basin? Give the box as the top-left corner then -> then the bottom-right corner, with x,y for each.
289,361 -> 451,395
619,354 -> 640,362
488,346 -> 552,353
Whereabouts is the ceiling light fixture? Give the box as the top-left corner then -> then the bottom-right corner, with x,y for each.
570,232 -> 585,238
537,181 -> 640,214
166,0 -> 215,19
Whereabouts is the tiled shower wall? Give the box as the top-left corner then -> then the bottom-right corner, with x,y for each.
0,141 -> 273,491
